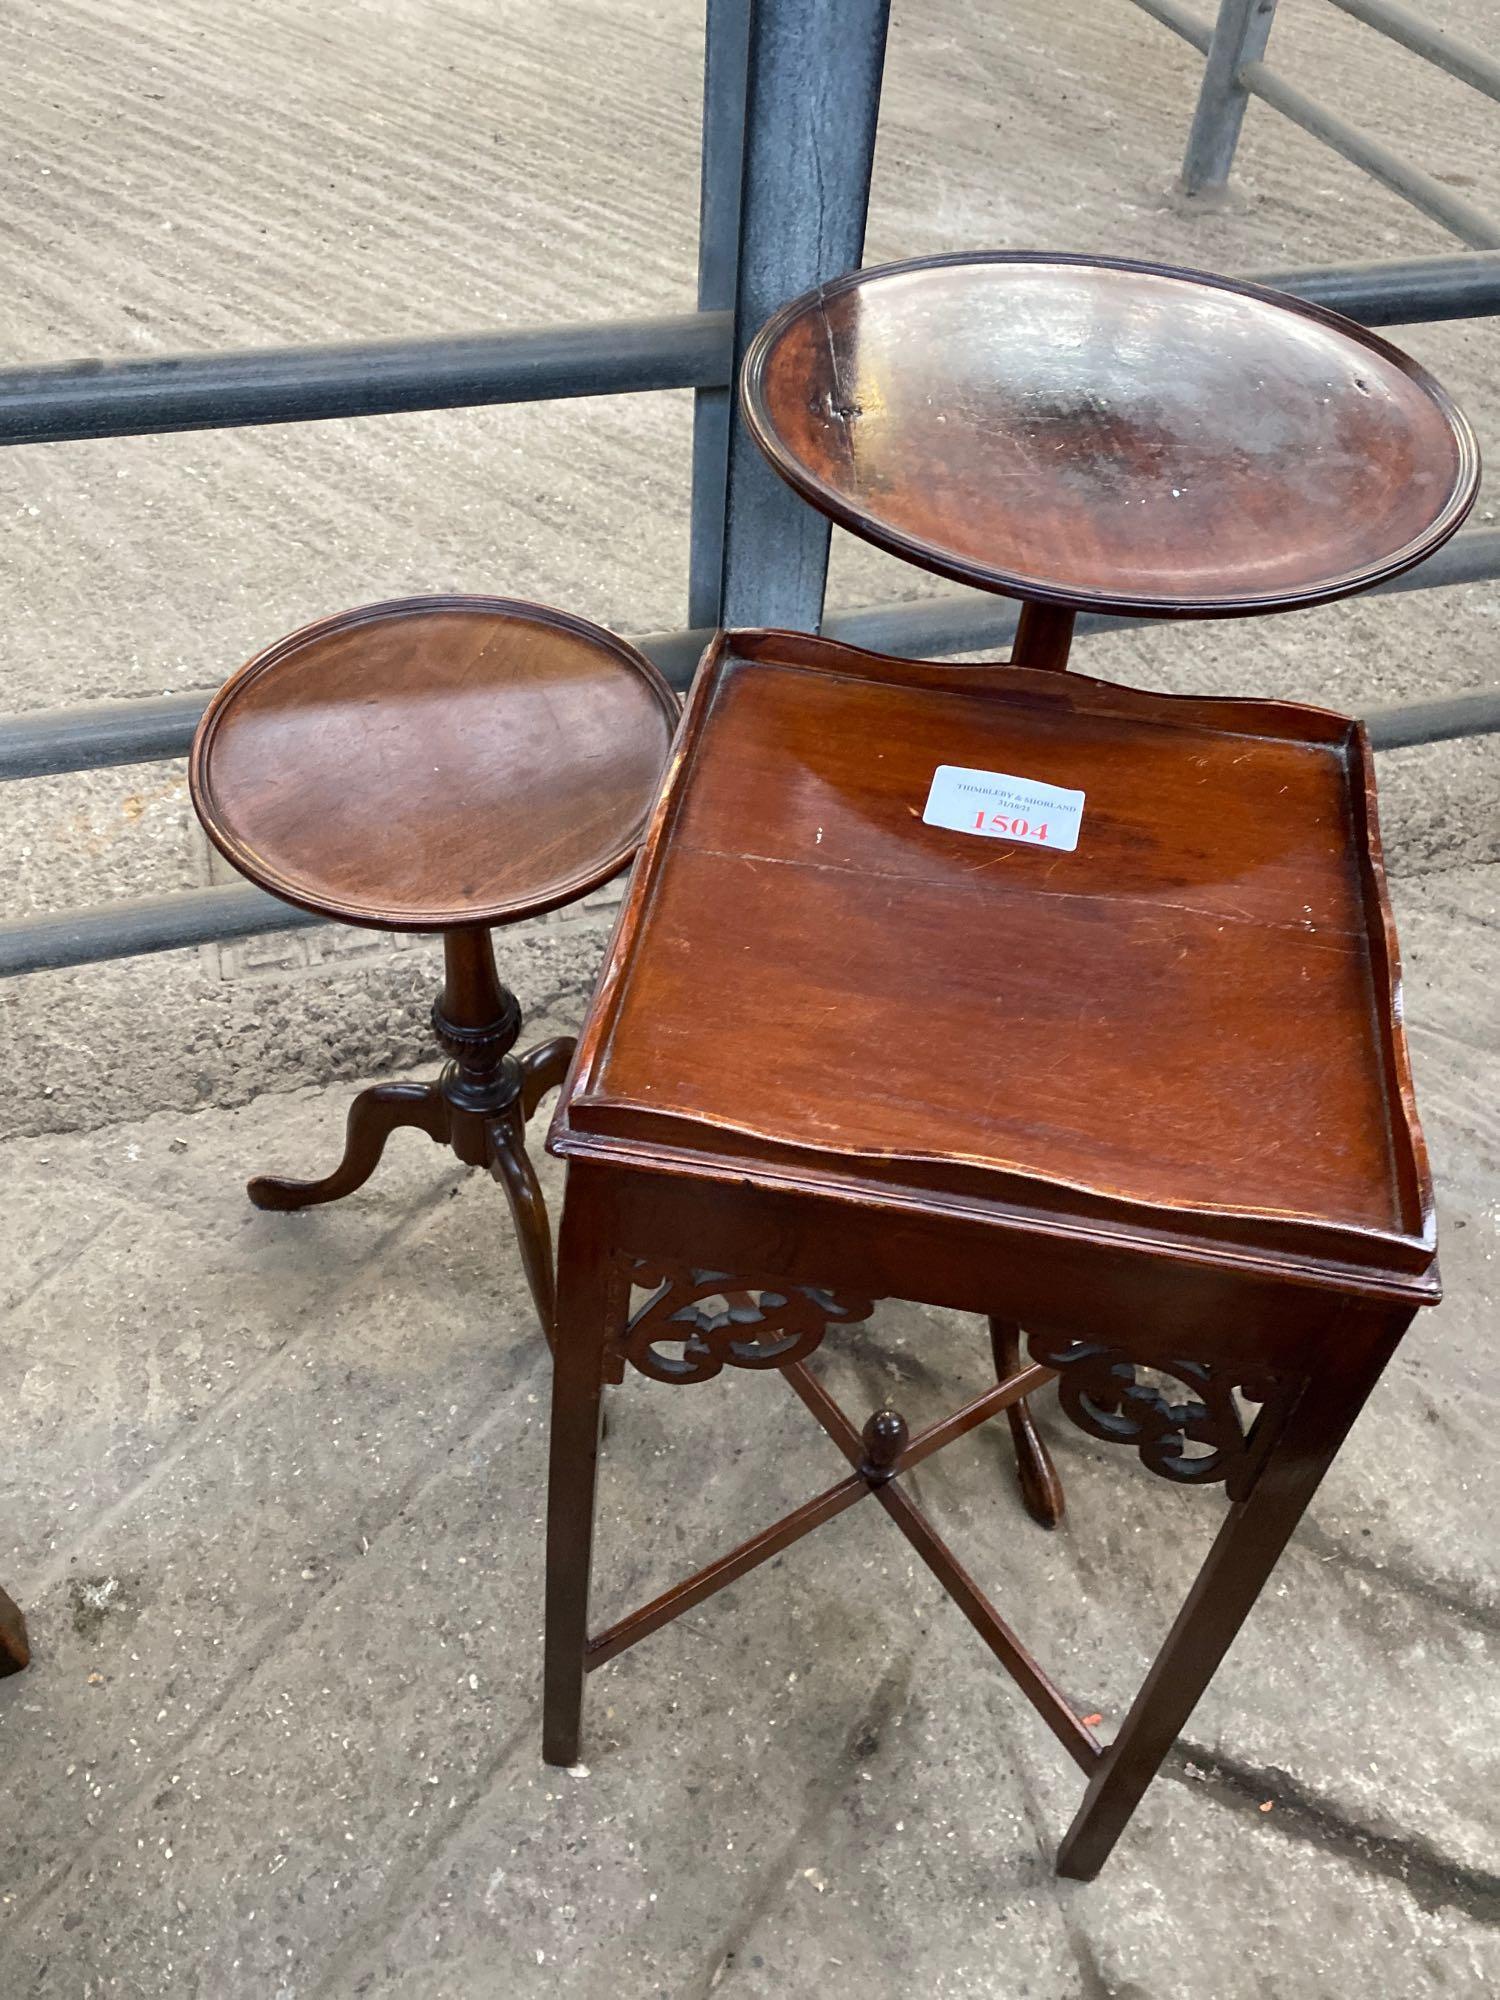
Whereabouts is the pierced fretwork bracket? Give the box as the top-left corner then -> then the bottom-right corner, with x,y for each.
612,1260 -> 874,1384
1026,1333 -> 1301,1501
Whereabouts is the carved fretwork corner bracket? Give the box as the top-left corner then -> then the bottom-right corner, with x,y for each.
1024,1332 -> 1304,1501
615,1260 -> 876,1385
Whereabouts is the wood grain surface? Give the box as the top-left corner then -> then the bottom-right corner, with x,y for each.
191,595 -> 680,931
741,253 -> 1478,615
562,628 -> 1434,1289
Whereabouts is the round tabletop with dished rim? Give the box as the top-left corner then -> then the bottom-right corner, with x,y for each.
190,596 -> 680,932
740,252 -> 1479,618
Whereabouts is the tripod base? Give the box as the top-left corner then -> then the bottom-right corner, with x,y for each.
246,928 -> 573,1337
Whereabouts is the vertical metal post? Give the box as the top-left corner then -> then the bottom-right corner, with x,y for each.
1181,0 -> 1280,195
718,0 -> 892,631
687,0 -> 753,631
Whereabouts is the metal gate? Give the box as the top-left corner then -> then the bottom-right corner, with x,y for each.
3,0 -> 1497,978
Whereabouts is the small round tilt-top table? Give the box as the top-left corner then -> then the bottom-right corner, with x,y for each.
190,595 -> 677,1336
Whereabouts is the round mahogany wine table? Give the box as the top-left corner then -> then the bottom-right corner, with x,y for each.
741,250 -> 1478,670
190,596 -> 678,1333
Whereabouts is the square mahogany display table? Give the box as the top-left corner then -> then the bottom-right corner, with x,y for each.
543,627 -> 1436,1875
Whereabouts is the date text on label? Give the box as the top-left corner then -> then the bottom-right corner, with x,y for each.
922,764 -> 1085,852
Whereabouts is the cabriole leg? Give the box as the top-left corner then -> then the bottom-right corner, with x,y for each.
488,1109 -> 557,1339
247,1081 -> 449,1210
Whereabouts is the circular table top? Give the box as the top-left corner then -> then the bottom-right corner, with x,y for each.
741,252 -> 1479,617
191,596 -> 679,931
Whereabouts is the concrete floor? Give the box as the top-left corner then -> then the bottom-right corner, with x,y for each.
0,0 -> 1497,1994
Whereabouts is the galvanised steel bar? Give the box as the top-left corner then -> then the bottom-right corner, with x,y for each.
1362,690 -> 1500,750
1132,0 -> 1213,58
0,314 -> 732,447
1238,57 -> 1500,248
6,524 -> 1500,783
1181,0 -> 1281,194
1326,0 -> 1500,104
832,526 -> 1500,660
718,0 -> 892,629
686,0 -> 753,630
4,676 -> 1495,976
0,883 -> 322,977
0,691 -> 217,781
1135,0 -> 1500,246
1261,250 -> 1500,324
0,242 -> 1490,473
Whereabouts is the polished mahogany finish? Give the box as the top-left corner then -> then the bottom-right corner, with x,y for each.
569,632 -> 1432,1281
542,630 -> 1437,1874
735,249 -> 1472,1579
192,595 -> 679,931
190,597 -> 678,1332
741,253 -> 1479,618
990,1316 -> 1063,1527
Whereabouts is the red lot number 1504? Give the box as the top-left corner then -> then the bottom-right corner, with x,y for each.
973,811 -> 1049,841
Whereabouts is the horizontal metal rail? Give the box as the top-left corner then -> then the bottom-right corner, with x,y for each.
830,525 -> 1500,660
1260,249 -> 1500,324
7,520 -> 1496,783
1239,57 -> 1500,249
0,254 -> 1492,462
5,682 -> 1495,980
1361,689 -> 1500,749
0,312 -> 732,446
2,884 -> 324,975
1,691 -> 210,779
1132,0 -> 1214,59
2,252 -> 1496,784
1325,0 -> 1500,105
1134,0 -> 1500,248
